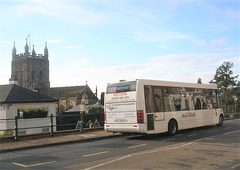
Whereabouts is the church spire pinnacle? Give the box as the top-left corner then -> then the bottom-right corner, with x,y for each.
12,41 -> 17,59
25,38 -> 29,55
32,44 -> 36,57
44,42 -> 48,59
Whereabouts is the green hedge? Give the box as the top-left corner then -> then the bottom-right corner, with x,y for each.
20,108 -> 48,119
86,106 -> 103,114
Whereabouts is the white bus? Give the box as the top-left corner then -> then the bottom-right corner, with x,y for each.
104,79 -> 224,135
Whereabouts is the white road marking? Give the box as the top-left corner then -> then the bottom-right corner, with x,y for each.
223,130 -> 240,135
84,138 -> 202,170
231,163 -> 240,169
83,155 -> 132,170
207,130 -> 217,132
203,137 -> 215,140
187,134 -> 197,137
84,129 -> 240,170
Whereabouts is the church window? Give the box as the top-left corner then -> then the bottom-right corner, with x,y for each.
32,71 -> 35,82
39,71 -> 43,80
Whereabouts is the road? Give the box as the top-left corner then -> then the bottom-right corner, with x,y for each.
1,119 -> 239,169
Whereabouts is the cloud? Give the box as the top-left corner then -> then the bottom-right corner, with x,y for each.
214,47 -> 240,51
210,38 -> 228,46
156,45 -> 172,50
192,39 -> 207,47
224,7 -> 239,20
147,54 -> 221,72
133,30 -> 191,42
2,0 -> 106,26
69,58 -> 89,67
207,5 -> 239,20
50,52 -> 239,95
193,38 -> 228,47
47,40 -> 62,44
66,45 -> 84,49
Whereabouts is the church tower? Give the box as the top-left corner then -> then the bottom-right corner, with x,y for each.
9,40 -> 50,94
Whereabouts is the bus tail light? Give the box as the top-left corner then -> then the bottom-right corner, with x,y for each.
104,112 -> 106,123
137,110 -> 144,123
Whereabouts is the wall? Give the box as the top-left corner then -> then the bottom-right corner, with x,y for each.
0,102 -> 56,134
0,106 -> 7,131
6,118 -> 56,135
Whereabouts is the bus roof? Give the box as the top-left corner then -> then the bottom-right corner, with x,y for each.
108,79 -> 218,90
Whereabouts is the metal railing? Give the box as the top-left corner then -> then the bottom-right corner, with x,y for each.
0,113 -> 104,140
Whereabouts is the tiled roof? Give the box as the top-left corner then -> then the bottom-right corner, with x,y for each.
66,102 -> 100,112
49,86 -> 85,97
0,84 -> 58,103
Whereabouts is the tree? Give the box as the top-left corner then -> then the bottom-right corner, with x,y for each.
197,78 -> 202,84
210,62 -> 240,114
231,86 -> 240,114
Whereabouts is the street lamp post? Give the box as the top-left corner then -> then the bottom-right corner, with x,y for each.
79,104 -> 85,133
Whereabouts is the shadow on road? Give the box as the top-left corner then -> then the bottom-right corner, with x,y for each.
126,124 -> 228,143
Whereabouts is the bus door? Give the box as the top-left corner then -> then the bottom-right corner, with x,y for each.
144,86 -> 165,131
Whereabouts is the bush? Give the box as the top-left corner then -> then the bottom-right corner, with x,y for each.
233,112 -> 240,118
0,127 -> 14,136
20,107 -> 48,119
86,105 -> 103,114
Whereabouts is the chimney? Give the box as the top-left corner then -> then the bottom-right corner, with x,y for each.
9,78 -> 18,85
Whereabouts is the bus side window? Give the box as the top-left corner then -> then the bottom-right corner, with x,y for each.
189,95 -> 195,110
145,86 -> 164,113
164,95 -> 171,112
185,94 -> 194,110
195,98 -> 201,110
202,101 -> 207,109
174,96 -> 181,111
144,86 -> 154,113
152,87 -> 164,112
212,90 -> 218,108
183,98 -> 190,111
206,90 -> 218,109
164,88 -> 175,112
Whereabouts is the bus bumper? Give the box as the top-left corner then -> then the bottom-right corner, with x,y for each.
104,124 -> 146,133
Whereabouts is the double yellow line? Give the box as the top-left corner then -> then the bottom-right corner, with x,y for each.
12,143 -> 147,167
12,161 -> 56,168
128,144 -> 147,149
83,151 -> 109,157
83,143 -> 147,157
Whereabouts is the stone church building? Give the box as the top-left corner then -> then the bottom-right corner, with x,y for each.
50,85 -> 98,114
9,40 -> 50,94
9,40 -> 98,114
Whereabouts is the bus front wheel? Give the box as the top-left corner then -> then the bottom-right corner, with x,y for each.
168,119 -> 178,136
217,114 -> 224,127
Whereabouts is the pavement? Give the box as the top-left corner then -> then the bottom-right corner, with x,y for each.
0,130 -> 121,153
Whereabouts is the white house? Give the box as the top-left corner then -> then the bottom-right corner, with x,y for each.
0,84 -> 58,135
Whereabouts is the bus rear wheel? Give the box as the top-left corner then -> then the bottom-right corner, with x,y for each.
168,119 -> 178,136
217,115 -> 224,127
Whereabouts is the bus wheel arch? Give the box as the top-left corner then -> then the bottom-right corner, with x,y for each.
217,114 -> 224,127
167,119 -> 178,136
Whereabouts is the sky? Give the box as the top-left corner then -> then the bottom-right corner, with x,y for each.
0,0 -> 239,97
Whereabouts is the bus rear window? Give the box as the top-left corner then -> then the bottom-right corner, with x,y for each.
106,82 -> 136,94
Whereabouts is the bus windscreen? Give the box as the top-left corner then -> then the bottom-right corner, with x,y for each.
106,81 -> 136,94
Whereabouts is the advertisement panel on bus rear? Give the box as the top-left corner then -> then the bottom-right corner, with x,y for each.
105,91 -> 136,103
105,102 -> 137,123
